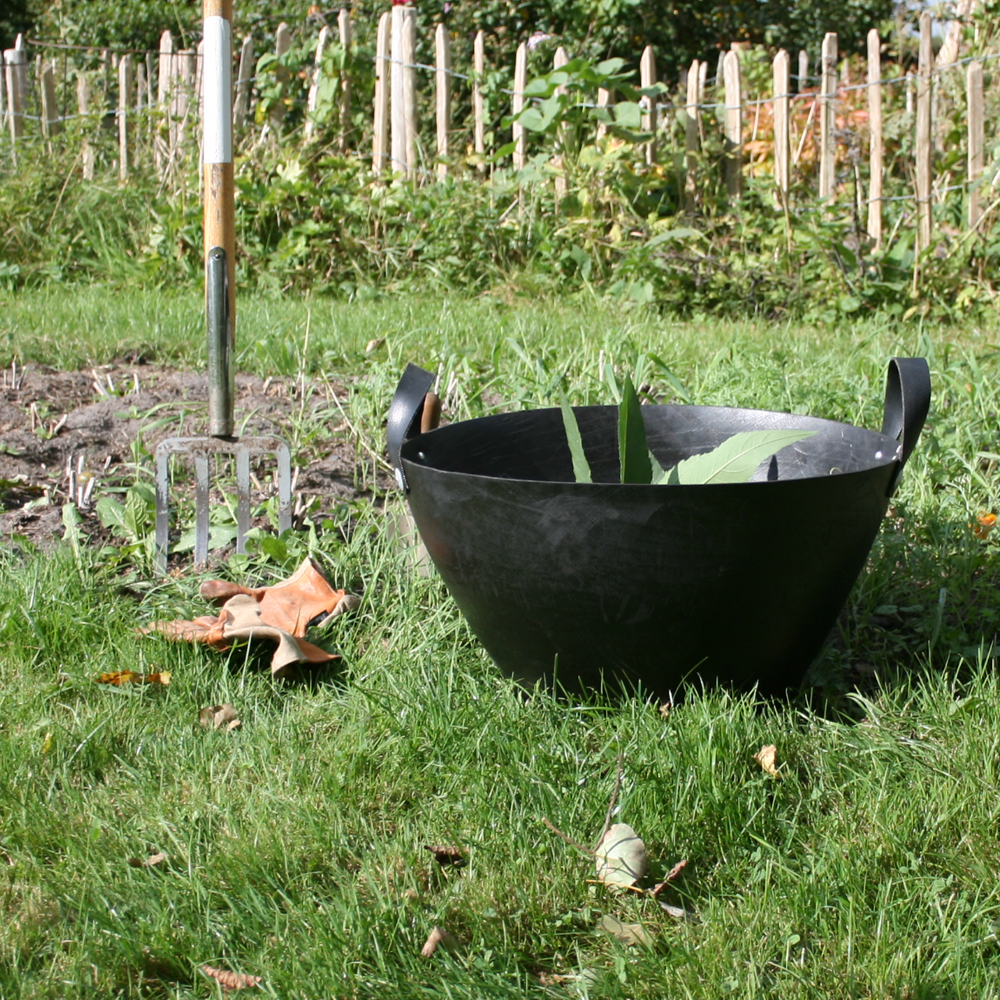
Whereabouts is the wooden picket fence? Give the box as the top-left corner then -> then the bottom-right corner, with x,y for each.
2,9 -> 997,255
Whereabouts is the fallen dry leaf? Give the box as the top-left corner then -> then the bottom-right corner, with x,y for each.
423,844 -> 466,867
200,965 -> 262,990
754,744 -> 781,778
594,823 -> 647,888
199,704 -> 241,731
420,926 -> 458,958
651,858 -> 688,897
598,914 -> 652,947
128,852 -> 167,869
95,671 -> 171,686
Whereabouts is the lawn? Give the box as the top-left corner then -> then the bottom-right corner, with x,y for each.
2,287 -> 1000,998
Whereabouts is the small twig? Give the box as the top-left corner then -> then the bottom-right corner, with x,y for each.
597,752 -> 624,847
584,878 -> 647,894
542,817 -> 594,856
650,858 -> 689,898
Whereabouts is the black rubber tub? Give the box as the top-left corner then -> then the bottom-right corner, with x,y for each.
387,358 -> 930,697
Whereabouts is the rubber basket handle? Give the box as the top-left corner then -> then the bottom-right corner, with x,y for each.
388,364 -> 436,491
881,356 -> 931,495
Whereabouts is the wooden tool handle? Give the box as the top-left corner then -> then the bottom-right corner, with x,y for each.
421,392 -> 442,433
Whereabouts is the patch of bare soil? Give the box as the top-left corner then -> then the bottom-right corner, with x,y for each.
0,362 -> 381,549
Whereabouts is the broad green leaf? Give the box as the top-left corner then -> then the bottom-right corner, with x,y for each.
595,57 -> 626,77
560,396 -> 592,484
669,429 -> 818,485
522,77 -> 551,97
95,496 -> 126,533
612,101 -> 642,129
618,375 -> 652,484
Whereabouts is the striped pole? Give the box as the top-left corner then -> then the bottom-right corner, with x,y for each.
202,0 -> 235,438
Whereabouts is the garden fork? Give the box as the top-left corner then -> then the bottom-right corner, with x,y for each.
155,0 -> 291,573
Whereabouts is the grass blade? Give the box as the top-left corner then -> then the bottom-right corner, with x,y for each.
560,395 -> 593,484
618,374 -> 653,484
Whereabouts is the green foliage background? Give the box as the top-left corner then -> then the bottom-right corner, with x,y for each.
25,0 -> 896,74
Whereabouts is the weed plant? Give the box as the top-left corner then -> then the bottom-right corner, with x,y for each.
3,294 -> 1000,996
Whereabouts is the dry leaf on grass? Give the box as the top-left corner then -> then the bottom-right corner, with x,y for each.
598,914 -> 652,947
128,852 -> 166,869
754,744 -> 781,778
200,966 -> 262,990
199,704 -> 241,731
95,671 -> 171,686
659,901 -> 700,922
420,926 -> 458,958
594,823 -> 647,888
423,844 -> 466,867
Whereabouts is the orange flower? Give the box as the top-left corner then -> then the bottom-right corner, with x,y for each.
972,512 -> 997,538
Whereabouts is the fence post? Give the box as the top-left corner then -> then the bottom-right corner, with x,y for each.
866,29 -> 883,247
40,58 -> 60,151
270,22 -> 292,133
435,22 -> 451,178
4,49 -> 25,150
596,85 -> 611,142
135,58 -> 147,168
0,52 -> 6,140
915,11 -> 932,253
402,7 -> 417,176
390,5 -> 416,174
684,58 -> 700,212
967,60 -> 984,231
14,35 -> 30,115
373,10 -> 389,176
305,25 -> 333,138
195,39 -> 205,131
338,9 -> 352,152
773,49 -> 790,208
818,32 -> 837,200
723,50 -> 741,199
233,35 -> 254,131
473,30 -> 485,169
798,50 -> 809,92
77,74 -> 94,179
173,49 -> 196,179
512,41 -> 526,171
640,45 -> 656,164
155,31 -> 174,178
118,54 -> 133,181
553,46 -> 568,198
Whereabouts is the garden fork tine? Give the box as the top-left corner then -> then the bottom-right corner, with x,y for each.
154,0 -> 291,574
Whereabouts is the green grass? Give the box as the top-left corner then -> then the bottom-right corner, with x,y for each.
3,288 -> 1000,997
